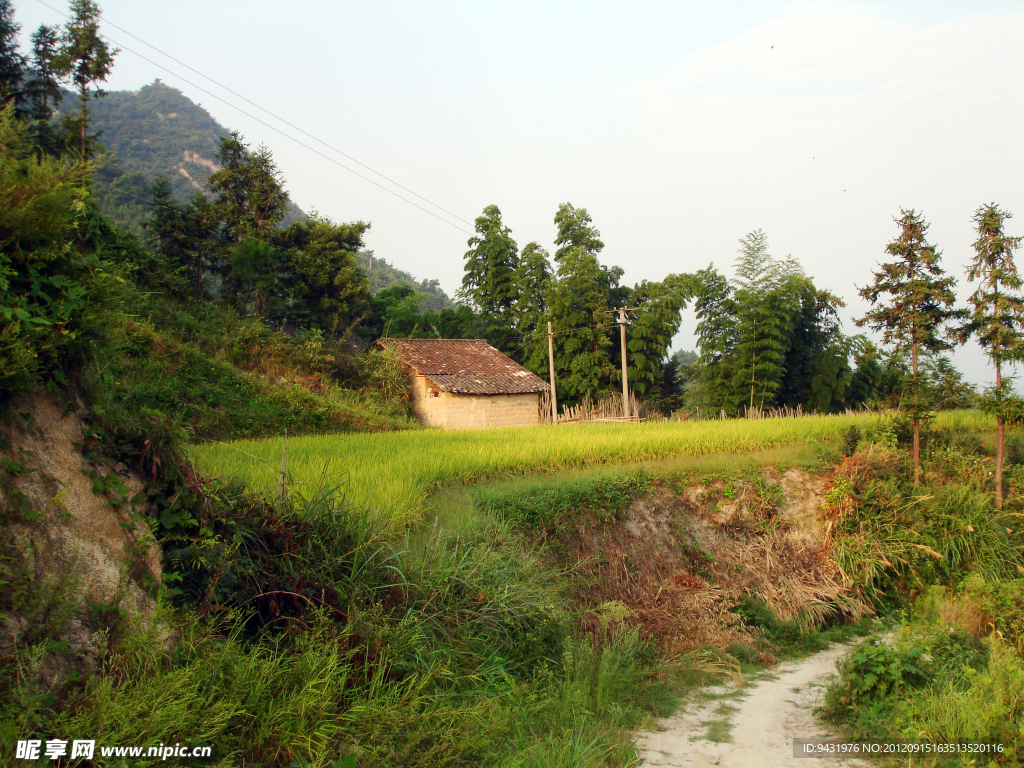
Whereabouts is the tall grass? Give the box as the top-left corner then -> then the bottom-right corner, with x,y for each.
191,412 -> 887,531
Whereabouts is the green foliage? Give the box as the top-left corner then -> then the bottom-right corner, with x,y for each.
0,105 -> 120,397
52,0 -> 117,160
825,582 -> 1024,758
275,215 -> 370,333
357,250 -> 451,310
80,297 -> 413,442
688,235 -> 855,415
474,472 -> 653,531
857,209 -> 965,416
461,204 -> 519,328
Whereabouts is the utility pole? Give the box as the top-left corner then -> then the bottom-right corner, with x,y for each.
616,307 -> 635,420
547,321 -> 558,424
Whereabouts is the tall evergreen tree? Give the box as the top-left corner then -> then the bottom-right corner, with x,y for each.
144,175 -> 183,258
208,132 -> 289,243
246,143 -> 289,238
460,204 -> 519,331
958,203 -> 1024,510
181,192 -> 222,299
23,25 -> 64,157
0,0 -> 26,115
54,0 -> 117,159
857,209 -> 964,482
512,241 -> 553,373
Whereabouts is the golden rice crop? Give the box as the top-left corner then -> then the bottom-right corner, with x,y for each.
188,412 -> 923,532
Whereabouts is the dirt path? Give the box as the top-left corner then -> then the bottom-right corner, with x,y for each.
637,641 -> 869,768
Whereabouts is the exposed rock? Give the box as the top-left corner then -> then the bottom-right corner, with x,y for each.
0,395 -> 164,686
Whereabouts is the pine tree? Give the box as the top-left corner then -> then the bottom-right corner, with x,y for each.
182,192 -> 221,299
958,203 -> 1024,509
23,25 -> 65,157
857,209 -> 964,482
0,0 -> 26,115
54,0 -> 117,159
144,176 -> 182,255
246,143 -> 289,238
208,133 -> 289,242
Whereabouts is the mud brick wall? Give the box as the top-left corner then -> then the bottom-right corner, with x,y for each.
409,375 -> 540,429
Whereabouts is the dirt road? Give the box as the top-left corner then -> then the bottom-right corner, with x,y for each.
637,641 -> 869,768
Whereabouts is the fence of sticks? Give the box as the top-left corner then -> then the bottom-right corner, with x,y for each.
539,392 -> 873,425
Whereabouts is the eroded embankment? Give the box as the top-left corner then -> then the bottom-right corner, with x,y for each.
469,458 -> 868,658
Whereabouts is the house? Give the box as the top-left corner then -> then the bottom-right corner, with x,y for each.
377,339 -> 549,429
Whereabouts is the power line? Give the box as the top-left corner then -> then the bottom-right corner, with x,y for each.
34,0 -> 475,237
84,5 -> 474,227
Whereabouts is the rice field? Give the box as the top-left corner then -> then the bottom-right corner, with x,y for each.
188,411 -> 930,531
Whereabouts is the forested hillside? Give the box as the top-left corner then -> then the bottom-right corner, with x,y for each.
66,80 -> 305,234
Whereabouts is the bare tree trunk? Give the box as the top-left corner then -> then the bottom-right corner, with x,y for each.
996,361 -> 1004,510
80,86 -> 87,159
912,339 -> 920,485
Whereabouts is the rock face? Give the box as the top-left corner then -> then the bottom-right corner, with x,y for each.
0,395 -> 163,685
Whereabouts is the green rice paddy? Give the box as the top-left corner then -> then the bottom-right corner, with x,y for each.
189,412 -> 943,531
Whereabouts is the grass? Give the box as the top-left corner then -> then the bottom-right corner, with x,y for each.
190,412 -> 894,532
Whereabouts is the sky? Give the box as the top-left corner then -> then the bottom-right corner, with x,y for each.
14,0 -> 1024,387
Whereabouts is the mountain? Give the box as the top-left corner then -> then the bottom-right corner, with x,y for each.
69,81 -> 453,308
66,79 -> 305,234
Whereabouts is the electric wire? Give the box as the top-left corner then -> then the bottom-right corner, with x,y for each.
34,0 -> 475,237
79,5 -> 474,228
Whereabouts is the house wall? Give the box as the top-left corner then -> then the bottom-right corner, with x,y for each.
408,374 -> 540,429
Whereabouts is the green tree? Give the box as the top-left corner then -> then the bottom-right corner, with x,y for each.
553,203 -> 604,263
23,25 -> 66,157
0,0 -> 26,114
921,355 -> 976,411
512,241 -> 553,372
846,336 -> 883,408
460,204 -> 519,342
0,104 -> 111,395
627,274 -> 694,400
181,192 -> 222,298
548,245 -> 613,402
688,266 -> 738,412
144,175 -> 184,259
729,230 -> 804,414
277,214 -> 370,333
208,132 -> 290,243
246,143 -> 290,238
547,204 -> 618,402
207,130 -> 251,241
957,203 -> 1024,509
226,237 -> 280,317
857,209 -> 964,482
54,0 -> 117,159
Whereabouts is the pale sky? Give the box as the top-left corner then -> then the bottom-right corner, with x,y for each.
15,1 -> 1024,387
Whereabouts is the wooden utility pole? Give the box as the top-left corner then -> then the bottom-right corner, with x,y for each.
616,307 -> 633,420
547,321 -> 558,424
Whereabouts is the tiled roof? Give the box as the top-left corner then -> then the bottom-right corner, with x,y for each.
377,339 -> 549,395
